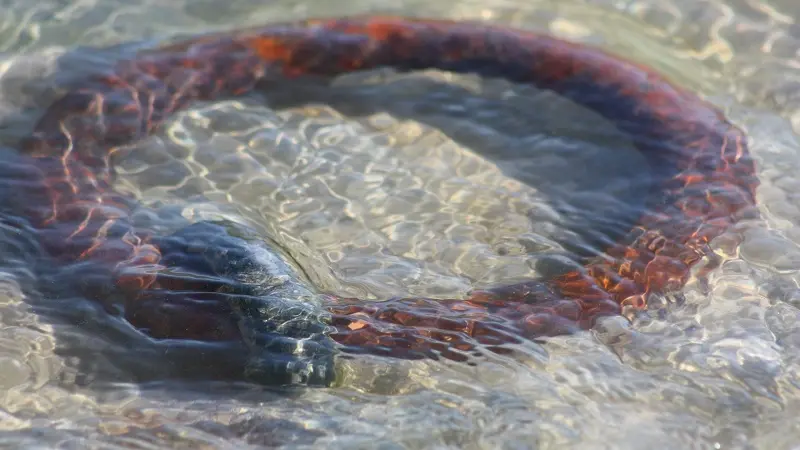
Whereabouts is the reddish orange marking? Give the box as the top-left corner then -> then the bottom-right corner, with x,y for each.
20,16 -> 758,363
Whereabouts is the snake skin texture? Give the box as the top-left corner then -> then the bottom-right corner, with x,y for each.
18,16 -> 759,385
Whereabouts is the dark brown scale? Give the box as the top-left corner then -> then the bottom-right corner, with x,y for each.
20,16 -> 758,376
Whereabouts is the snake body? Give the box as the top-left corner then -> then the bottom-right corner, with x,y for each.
19,16 -> 758,385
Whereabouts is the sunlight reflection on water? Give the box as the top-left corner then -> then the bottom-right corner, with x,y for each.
1,0 -> 800,448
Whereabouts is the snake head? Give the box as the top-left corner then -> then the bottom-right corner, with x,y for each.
125,220 -> 337,387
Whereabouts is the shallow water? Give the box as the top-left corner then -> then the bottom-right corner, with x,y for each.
1,0 -> 800,448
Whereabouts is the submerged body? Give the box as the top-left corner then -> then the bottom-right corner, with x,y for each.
19,16 -> 758,385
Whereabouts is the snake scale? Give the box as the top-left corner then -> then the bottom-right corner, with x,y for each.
17,16 -> 759,385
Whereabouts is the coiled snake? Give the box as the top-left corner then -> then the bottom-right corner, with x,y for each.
18,16 -> 759,385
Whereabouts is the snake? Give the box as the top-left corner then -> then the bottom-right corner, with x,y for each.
17,16 -> 759,386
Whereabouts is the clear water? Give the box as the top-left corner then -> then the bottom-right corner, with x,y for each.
0,0 -> 799,448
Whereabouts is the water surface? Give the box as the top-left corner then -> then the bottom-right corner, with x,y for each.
1,0 -> 800,449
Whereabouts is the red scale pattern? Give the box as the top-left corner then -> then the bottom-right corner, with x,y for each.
20,16 -> 758,362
